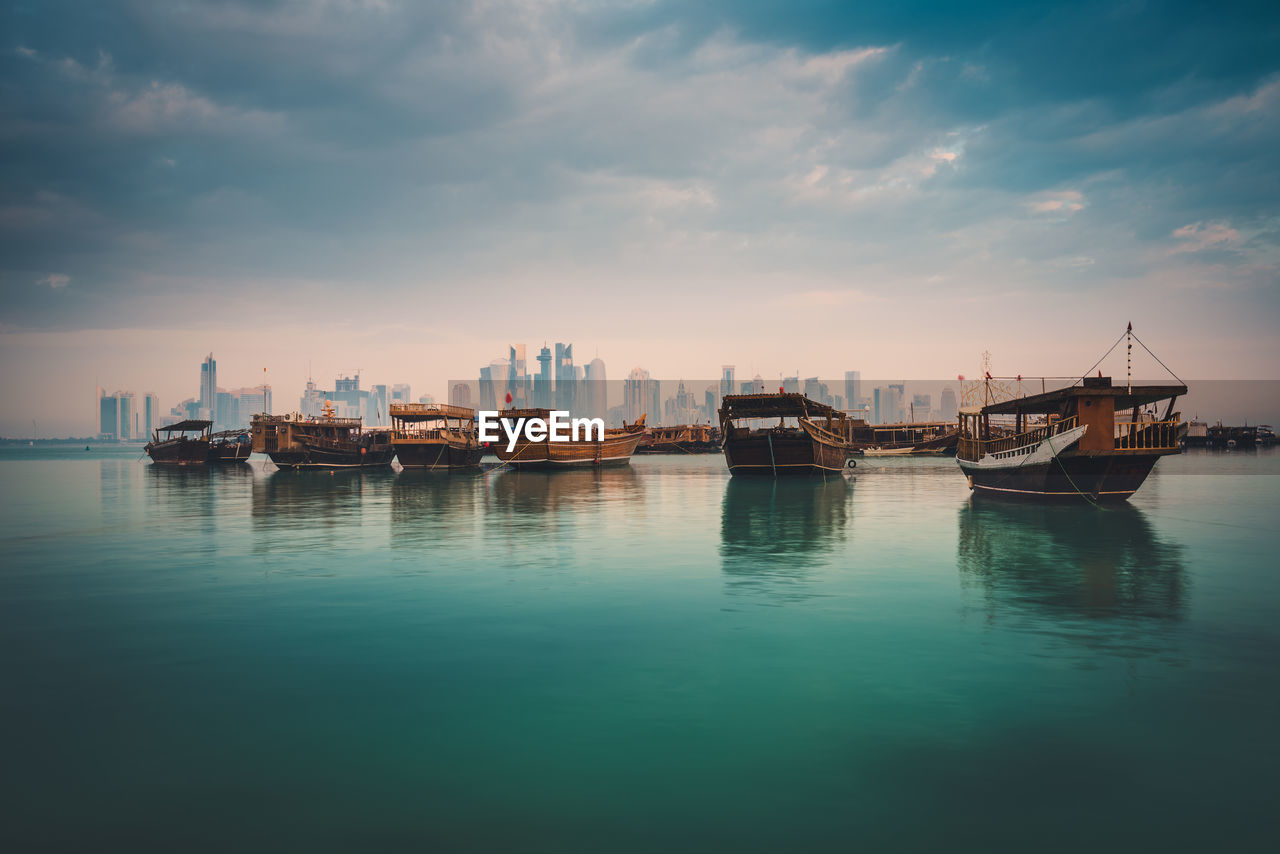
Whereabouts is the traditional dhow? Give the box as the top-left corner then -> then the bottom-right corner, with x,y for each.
636,424 -> 721,454
846,421 -> 960,456
719,393 -> 857,476
957,376 -> 1185,502
390,403 -> 483,470
492,409 -> 646,469
208,429 -> 252,463
145,419 -> 213,465
251,403 -> 394,470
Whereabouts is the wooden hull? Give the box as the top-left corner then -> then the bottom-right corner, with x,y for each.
267,444 -> 395,470
146,438 -> 210,465
635,440 -> 721,454
492,428 -> 644,469
394,441 -> 484,470
208,440 -> 251,464
722,429 -> 854,476
957,452 -> 1163,502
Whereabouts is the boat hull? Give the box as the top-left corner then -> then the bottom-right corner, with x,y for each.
492,430 -> 644,470
723,431 -> 853,476
957,452 -> 1162,502
208,441 -> 251,464
145,438 -> 210,465
267,446 -> 395,470
394,442 -> 484,470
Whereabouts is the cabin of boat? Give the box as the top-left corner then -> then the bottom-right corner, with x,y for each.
845,420 -> 960,456
251,403 -> 394,470
719,393 -> 856,476
390,403 -> 483,470
208,428 -> 252,463
491,409 -> 646,469
957,376 -> 1186,501
636,424 -> 721,454
146,419 -> 212,465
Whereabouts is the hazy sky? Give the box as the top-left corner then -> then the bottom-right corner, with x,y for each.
2,1 -> 1278,435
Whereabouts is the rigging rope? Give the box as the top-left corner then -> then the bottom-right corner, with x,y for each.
1131,332 -> 1186,386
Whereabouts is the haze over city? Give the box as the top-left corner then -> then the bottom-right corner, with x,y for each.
2,1 -> 1277,436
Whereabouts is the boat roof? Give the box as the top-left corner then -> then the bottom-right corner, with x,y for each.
389,403 -> 476,421
720,393 -> 843,420
160,419 -> 212,432
978,378 -> 1188,414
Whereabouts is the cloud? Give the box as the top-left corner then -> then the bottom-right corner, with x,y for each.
38,274 -> 69,289
1170,221 -> 1241,254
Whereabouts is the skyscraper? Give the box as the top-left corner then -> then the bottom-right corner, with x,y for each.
939,386 -> 958,422
720,365 -> 735,402
535,345 -> 552,408
143,393 -> 159,439
200,353 -> 216,419
99,389 -> 118,440
623,367 -> 658,425
844,371 -> 861,413
583,357 -> 607,419
554,343 -> 575,411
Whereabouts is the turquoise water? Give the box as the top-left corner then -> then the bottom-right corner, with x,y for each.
2,448 -> 1277,851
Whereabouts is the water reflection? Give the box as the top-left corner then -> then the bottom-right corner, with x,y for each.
390,470 -> 484,551
485,466 -> 643,514
252,469 -> 393,552
719,476 -> 854,602
957,498 -> 1187,660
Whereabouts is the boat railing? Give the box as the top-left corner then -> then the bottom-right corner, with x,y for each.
958,416 -> 1079,462
1114,418 -> 1181,451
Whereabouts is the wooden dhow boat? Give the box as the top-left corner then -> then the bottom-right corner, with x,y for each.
848,421 -> 960,456
957,327 -> 1185,502
390,403 -> 483,470
208,429 -> 252,463
145,419 -> 212,465
719,393 -> 857,476
492,409 -> 646,469
251,402 -> 394,470
636,424 -> 721,454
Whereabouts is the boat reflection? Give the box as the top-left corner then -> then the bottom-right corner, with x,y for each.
485,465 -> 643,514
252,469 -> 393,552
719,476 -> 854,601
957,498 -> 1187,659
390,469 -> 485,551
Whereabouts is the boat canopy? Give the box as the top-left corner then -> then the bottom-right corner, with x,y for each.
389,403 -> 476,422
720,393 -> 844,421
978,379 -> 1187,415
158,419 -> 212,433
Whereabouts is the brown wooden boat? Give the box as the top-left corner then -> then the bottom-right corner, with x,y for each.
636,424 -> 721,454
251,402 -> 394,470
846,421 -> 959,456
390,403 -> 483,470
491,409 -> 646,469
208,429 -> 252,463
719,393 -> 856,476
145,419 -> 212,465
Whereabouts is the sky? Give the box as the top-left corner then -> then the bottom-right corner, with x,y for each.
1,0 -> 1278,435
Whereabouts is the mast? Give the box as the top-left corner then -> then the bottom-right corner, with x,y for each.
1127,322 -> 1132,394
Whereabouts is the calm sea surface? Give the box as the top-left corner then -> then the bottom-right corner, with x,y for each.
1,447 -> 1277,851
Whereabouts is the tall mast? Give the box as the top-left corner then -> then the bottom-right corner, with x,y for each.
1126,322 -> 1132,394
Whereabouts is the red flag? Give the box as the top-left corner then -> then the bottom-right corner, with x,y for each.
958,374 -> 964,381
778,386 -> 784,393
505,392 -> 513,404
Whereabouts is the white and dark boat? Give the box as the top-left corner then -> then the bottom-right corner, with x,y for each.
957,375 -> 1185,502
251,402 -> 394,470
390,403 -> 483,470
145,419 -> 212,465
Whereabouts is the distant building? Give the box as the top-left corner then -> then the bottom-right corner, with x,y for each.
418,394 -> 436,405
450,383 -> 472,407
535,345 -> 553,408
230,386 -> 271,421
554,343 -> 576,411
583,357 -> 607,419
844,371 -> 862,414
143,393 -> 159,438
199,353 -> 216,421
391,384 -> 412,404
782,376 -> 800,394
939,386 -> 958,421
623,367 -> 660,426
911,394 -> 932,422
98,389 -> 119,440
